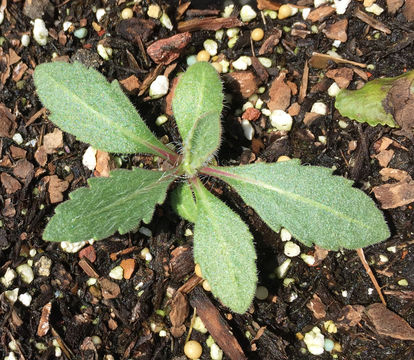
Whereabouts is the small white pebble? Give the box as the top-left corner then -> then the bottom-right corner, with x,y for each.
261,108 -> 272,116
255,98 -> 264,109
4,288 -> 19,304
387,246 -> 397,253
55,346 -> 62,357
304,327 -> 325,355
300,253 -> 315,266
74,28 -> 88,39
1,268 -> 17,288
232,56 -> 252,70
328,82 -> 341,97
160,12 -> 173,30
63,21 -> 73,31
334,0 -> 352,14
215,29 -> 224,41
275,259 -> 291,279
258,57 -> 272,68
270,110 -> 293,131
365,3 -> 384,15
148,4 -> 162,19
12,133 -> 24,145
96,8 -> 106,22
241,119 -> 254,140
255,285 -> 269,300
379,254 -> 388,263
109,266 -> 124,280
21,34 -> 30,47
367,288 -> 374,295
16,263 -> 34,284
210,343 -> 223,360
140,247 -> 153,261
33,19 -> 48,46
283,278 -> 295,286
288,292 -> 298,302
314,0 -> 328,8
82,146 -> 97,171
284,241 -> 301,257
280,228 -> 292,241
242,102 -> 254,111
240,5 -> 257,22
227,36 -> 239,49
60,240 -> 88,253
318,135 -> 327,145
193,316 -> 208,333
159,330 -> 167,337
311,102 -> 328,115
97,43 -> 112,60
226,27 -> 239,38
149,75 -> 169,99
398,279 -> 409,286
156,115 -> 168,126
338,119 -> 348,128
0,10 -> 4,25
18,292 -> 32,306
184,228 -> 193,237
5,352 -> 17,360
8,341 -> 18,351
219,59 -> 230,73
121,8 -> 133,20
332,39 -> 342,48
204,39 -> 218,56
86,278 -> 97,286
222,4 -> 234,18
341,290 -> 348,297
302,8 -> 311,20
35,256 -> 52,277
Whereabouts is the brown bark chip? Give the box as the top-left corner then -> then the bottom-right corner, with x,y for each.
323,19 -> 348,42
35,146 -> 48,167
257,0 -> 282,10
403,0 -> 414,21
99,278 -> 121,299
326,67 -> 353,89
225,71 -> 258,98
258,29 -> 282,55
47,175 -> 69,204
147,32 -> 192,65
373,179 -> 414,209
9,145 -> 26,159
169,291 -> 189,337
12,159 -> 34,180
307,6 -> 335,22
43,128 -> 64,154
365,303 -> 414,341
307,294 -> 327,319
1,173 -> 21,194
116,18 -> 156,43
177,17 -> 243,32
0,103 -> 17,138
387,0 -> 404,13
267,72 -> 291,111
119,75 -> 141,93
37,302 -> 52,337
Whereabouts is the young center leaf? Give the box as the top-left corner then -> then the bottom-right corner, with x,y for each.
34,62 -> 175,159
170,182 -> 198,223
204,161 -> 390,250
172,62 -> 223,165
43,168 -> 174,243
192,179 -> 257,313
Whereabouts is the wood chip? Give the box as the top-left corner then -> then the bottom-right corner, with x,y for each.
373,178 -> 414,209
309,52 -> 366,69
267,71 -> 291,111
120,258 -> 136,280
169,245 -> 194,281
257,0 -> 282,10
353,8 -> 391,34
79,257 -> 100,278
336,304 -> 364,329
326,67 -> 353,88
287,102 -> 301,116
10,145 -> 26,159
387,0 -> 404,14
403,0 -> 414,21
165,76 -> 179,116
147,32 -> 192,65
306,294 -> 326,319
47,175 -> 69,204
43,128 -> 63,154
189,287 -> 247,360
177,17 -> 243,32
298,61 -> 309,103
307,5 -> 335,22
37,302 -> 52,337
119,75 -> 141,93
12,62 -> 28,82
323,19 -> 348,42
1,173 -> 21,194
225,71 -> 258,98
365,303 -> 414,340
99,278 -> 121,299
116,18 -> 156,43
169,291 -> 189,337
12,159 -> 34,180
379,168 -> 411,182
95,150 -> 111,177
258,29 -> 282,55
34,146 -> 48,167
79,245 -> 97,263
0,103 -> 17,138
176,1 -> 191,19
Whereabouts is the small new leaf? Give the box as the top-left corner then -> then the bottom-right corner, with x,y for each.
43,168 -> 174,243
172,62 -> 223,146
170,182 -> 197,223
193,179 -> 257,313
34,62 -> 173,158
207,161 -> 390,250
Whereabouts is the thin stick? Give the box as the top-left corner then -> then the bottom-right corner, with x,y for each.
357,248 -> 386,306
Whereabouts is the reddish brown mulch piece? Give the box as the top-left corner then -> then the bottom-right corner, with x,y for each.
1,173 -> 21,194
119,75 -> 141,93
47,175 -> 69,204
322,19 -> 348,42
373,177 -> 414,209
242,108 -> 261,121
177,17 -> 244,32
225,71 -> 258,98
307,5 -> 335,22
43,128 -> 63,154
147,32 -> 192,65
336,305 -> 364,329
120,258 -> 136,280
326,67 -> 354,88
267,71 -> 291,111
9,145 -> 26,159
258,29 -> 282,55
37,302 -> 52,337
12,159 -> 34,180
387,0 -> 404,14
0,103 -> 17,138
189,286 -> 247,360
354,8 -> 391,34
34,146 -> 48,167
257,0 -> 281,10
79,245 -> 97,263
306,294 -> 327,319
403,0 -> 414,20
99,278 -> 121,299
169,291 -> 189,337
365,303 -> 414,340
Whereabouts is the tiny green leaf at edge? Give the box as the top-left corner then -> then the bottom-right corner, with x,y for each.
192,178 -> 257,314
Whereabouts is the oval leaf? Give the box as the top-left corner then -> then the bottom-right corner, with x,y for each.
43,168 -> 174,243
205,161 -> 390,250
193,179 -> 257,313
170,182 -> 197,223
34,62 -> 174,158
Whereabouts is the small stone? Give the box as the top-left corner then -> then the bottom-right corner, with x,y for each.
4,288 -> 19,304
278,4 -> 298,19
1,268 -> 17,288
301,254 -> 315,266
196,49 -> 210,62
149,75 -> 169,99
120,259 -> 135,280
226,27 -> 239,38
280,228 -> 292,241
334,0 -> 352,14
203,39 -> 218,56
82,146 -> 97,171
184,340 -> 202,359
74,28 -> 87,39
398,279 -> 409,286
16,263 -> 34,284
324,338 -> 335,352
222,4 -> 234,18
255,285 -> 269,300
365,3 -> 384,15
21,34 -> 30,46
156,115 -> 168,126
33,18 -> 48,46
148,4 -> 162,19
202,279 -> 211,292
18,292 -> 32,306
60,240 -> 89,253
275,259 -> 291,278
387,246 -> 397,253
160,12 -> 173,30
109,266 -> 124,280
97,43 -> 112,60
193,316 -> 208,333
121,8 -> 133,20
96,8 -> 106,22
241,119 -> 254,140
139,227 -> 152,237
12,133 -> 24,145
323,320 -> 338,333
284,241 -> 301,257
258,57 -> 272,68
303,327 -> 325,355
63,21 -> 73,31
35,256 -> 52,277
311,101 -> 328,115
270,110 -> 293,131
240,5 -> 257,22
328,82 -> 341,97
232,56 -> 252,70
210,343 -> 223,360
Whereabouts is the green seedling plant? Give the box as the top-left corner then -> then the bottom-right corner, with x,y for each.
34,61 -> 390,313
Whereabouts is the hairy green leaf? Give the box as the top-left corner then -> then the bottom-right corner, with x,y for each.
43,168 -> 174,243
193,179 -> 257,313
170,182 -> 197,223
172,62 -> 223,147
181,111 -> 221,175
34,62 -> 175,158
335,71 -> 414,128
205,161 -> 389,250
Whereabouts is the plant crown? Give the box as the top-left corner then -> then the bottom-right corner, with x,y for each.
34,61 -> 390,313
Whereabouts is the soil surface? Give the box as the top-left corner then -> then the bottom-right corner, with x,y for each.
1,1 -> 414,359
